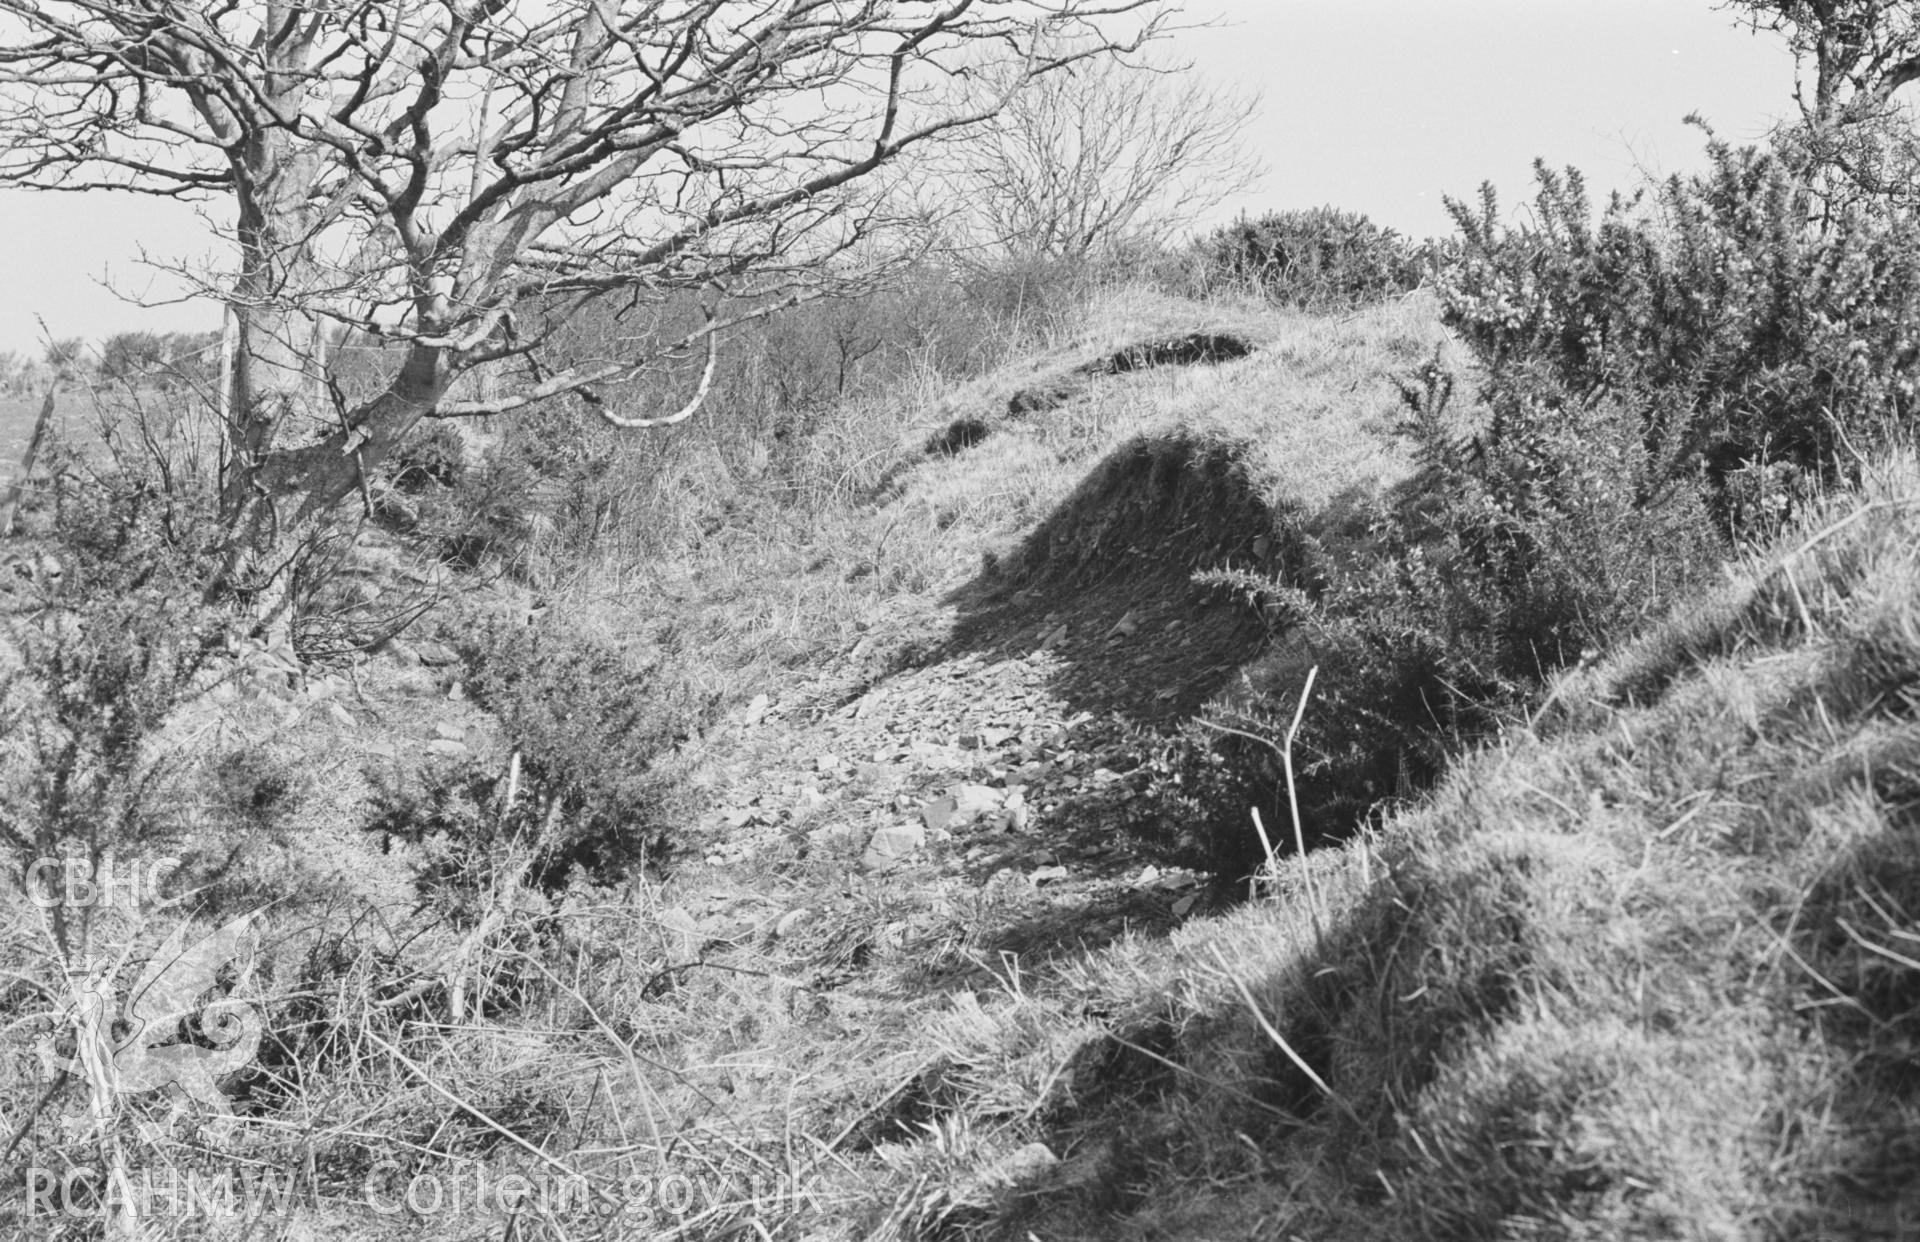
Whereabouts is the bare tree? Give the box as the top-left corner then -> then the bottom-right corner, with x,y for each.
932,44 -> 1260,259
0,0 -> 1171,619
1731,0 -> 1920,125
1727,1 -> 1920,202
98,330 -> 167,382
42,336 -> 86,379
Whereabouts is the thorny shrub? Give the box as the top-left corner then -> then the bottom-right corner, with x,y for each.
1439,143 -> 1920,525
1,457 -> 230,930
1149,137 -> 1920,878
439,618 -> 710,889
1197,207 -> 1427,310
1145,362 -> 1722,879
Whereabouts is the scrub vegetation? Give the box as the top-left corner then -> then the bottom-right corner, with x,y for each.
4,3 -> 1920,1239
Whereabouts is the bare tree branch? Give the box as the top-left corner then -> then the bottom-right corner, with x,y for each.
0,0 -> 1182,610
1725,0 -> 1920,205
926,35 -> 1261,259
582,314 -> 720,429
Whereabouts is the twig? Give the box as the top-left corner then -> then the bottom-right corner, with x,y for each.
1248,807 -> 1278,876
1777,498 -> 1920,567
1200,670 -> 1325,928
1103,1030 -> 1303,1124
1282,667 -> 1322,935
1516,780 -> 1579,819
361,1029 -> 623,1210
1838,918 -> 1920,973
0,1071 -> 69,1162
1209,944 -> 1361,1126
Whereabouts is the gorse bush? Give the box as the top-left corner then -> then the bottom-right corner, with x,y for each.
1153,133 -> 1920,878
365,757 -> 525,919
1292,364 -> 1718,812
0,462 -> 231,961
1155,131 -> 1920,877
1197,207 -> 1425,309
429,414 -> 584,577
384,421 -> 467,495
371,616 -> 706,913
1440,145 -> 1920,522
1163,360 -> 1721,879
457,618 -> 707,887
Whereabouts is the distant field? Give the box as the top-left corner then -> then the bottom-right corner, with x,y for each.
0,387 -> 147,469
0,392 -> 47,464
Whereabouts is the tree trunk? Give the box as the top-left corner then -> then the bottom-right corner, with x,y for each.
215,115 -> 386,630
220,150 -> 328,521
219,336 -> 453,633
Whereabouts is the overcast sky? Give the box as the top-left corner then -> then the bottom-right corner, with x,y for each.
0,1 -> 1797,355
1188,0 -> 1795,231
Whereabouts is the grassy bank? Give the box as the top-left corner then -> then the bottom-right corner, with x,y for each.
896,453 -> 1920,1239
3,271 -> 1917,1241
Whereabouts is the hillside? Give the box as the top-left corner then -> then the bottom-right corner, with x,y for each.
632,292 -> 1920,1239
877,450 -> 1920,1239
4,282 -> 1917,1241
